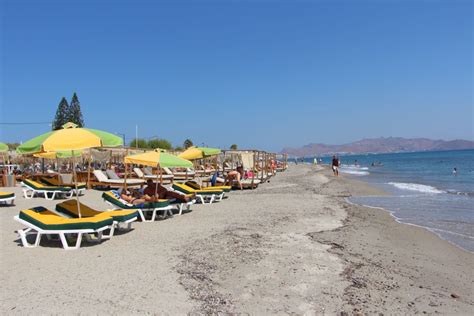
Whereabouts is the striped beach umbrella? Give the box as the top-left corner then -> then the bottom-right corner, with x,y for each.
178,147 -> 221,160
16,123 -> 122,154
16,122 -> 123,217
125,150 -> 192,168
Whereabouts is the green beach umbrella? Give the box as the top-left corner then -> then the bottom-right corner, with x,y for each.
16,123 -> 123,217
16,123 -> 122,154
179,146 -> 221,160
125,150 -> 193,168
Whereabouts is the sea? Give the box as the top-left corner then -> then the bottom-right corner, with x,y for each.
301,150 -> 474,253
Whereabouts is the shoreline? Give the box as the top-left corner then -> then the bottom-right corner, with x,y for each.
344,197 -> 474,256
314,167 -> 474,314
336,166 -> 474,255
1,165 -> 473,314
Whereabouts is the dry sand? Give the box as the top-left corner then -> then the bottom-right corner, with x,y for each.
0,165 -> 472,314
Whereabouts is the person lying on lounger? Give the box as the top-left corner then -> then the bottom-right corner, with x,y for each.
143,179 -> 194,202
120,188 -> 147,205
225,166 -> 244,190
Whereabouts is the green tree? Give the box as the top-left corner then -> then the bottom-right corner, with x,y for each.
148,138 -> 172,150
183,139 -> 193,149
129,138 -> 148,148
230,144 -> 238,150
174,146 -> 184,152
67,92 -> 84,127
52,97 -> 69,130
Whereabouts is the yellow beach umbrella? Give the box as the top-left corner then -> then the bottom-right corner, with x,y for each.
178,147 -> 221,160
17,123 -> 123,217
125,150 -> 193,168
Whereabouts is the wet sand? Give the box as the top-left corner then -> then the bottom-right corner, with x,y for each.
0,165 -> 472,314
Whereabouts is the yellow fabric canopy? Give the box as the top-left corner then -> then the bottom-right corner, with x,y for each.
178,147 -> 203,160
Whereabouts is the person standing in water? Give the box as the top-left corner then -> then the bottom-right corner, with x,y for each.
453,167 -> 457,176
332,155 -> 339,176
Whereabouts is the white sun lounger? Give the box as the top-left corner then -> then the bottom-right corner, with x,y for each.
22,179 -> 74,200
0,192 -> 15,205
14,207 -> 114,250
92,170 -> 145,188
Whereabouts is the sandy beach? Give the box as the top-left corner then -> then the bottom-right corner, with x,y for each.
1,165 -> 473,314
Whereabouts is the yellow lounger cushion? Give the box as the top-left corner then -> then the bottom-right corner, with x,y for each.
0,192 -> 15,199
172,183 -> 222,195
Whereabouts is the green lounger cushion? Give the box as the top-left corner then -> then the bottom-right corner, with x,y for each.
102,191 -> 171,209
23,179 -> 72,192
172,183 -> 223,195
185,181 -> 231,193
0,192 -> 15,199
19,206 -> 113,230
56,200 -> 138,223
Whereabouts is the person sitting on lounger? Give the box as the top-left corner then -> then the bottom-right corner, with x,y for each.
120,188 -> 147,205
143,179 -> 194,202
225,166 -> 244,190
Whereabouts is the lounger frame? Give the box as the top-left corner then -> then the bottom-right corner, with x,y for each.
0,196 -> 15,205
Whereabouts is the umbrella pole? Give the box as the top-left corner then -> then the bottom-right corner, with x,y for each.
154,165 -> 159,199
160,166 -> 163,184
124,163 -> 128,191
87,149 -> 92,189
72,150 -> 81,218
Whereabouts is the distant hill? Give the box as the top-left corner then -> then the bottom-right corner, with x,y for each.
281,137 -> 474,156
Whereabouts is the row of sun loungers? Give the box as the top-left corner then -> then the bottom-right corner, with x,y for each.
7,163 -> 278,250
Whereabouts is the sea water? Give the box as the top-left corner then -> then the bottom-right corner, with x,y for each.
313,150 -> 474,252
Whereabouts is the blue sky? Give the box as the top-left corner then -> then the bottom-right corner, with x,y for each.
1,0 -> 472,151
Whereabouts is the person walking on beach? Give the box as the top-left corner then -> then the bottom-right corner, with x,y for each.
332,155 -> 339,176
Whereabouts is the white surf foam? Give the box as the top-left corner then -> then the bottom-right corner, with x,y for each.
388,182 -> 445,194
340,168 -> 370,176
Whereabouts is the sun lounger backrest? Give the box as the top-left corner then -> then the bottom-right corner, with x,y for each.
93,170 -> 109,182
163,167 -> 173,175
134,168 -> 144,178
106,169 -> 120,179
143,167 -> 153,175
56,200 -> 99,218
60,174 -> 73,183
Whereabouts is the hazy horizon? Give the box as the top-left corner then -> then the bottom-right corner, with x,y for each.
1,0 -> 472,152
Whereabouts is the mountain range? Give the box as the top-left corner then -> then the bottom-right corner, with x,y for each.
281,137 -> 474,156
